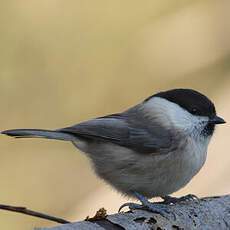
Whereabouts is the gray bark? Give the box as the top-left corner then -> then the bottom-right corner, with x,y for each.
38,195 -> 230,230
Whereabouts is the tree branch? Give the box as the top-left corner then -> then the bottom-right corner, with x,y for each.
38,195 -> 230,230
0,204 -> 70,224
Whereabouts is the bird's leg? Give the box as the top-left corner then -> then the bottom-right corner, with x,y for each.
119,192 -> 172,218
161,194 -> 199,204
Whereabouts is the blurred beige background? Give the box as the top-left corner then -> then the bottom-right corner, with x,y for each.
0,0 -> 230,229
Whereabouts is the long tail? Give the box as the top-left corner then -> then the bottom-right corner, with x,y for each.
1,129 -> 75,141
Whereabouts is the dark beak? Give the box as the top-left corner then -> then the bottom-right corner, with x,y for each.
209,116 -> 226,125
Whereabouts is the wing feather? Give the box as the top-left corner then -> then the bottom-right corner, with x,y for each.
59,110 -> 172,154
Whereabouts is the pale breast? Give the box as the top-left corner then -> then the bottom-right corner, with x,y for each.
73,135 -> 209,198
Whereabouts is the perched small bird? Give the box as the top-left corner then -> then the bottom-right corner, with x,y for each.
1,89 -> 226,215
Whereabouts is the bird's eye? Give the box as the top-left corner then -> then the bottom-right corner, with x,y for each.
191,108 -> 198,114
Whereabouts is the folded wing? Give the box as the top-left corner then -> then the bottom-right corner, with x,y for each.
59,112 -> 172,154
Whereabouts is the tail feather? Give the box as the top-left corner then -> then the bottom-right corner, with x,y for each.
1,129 -> 75,141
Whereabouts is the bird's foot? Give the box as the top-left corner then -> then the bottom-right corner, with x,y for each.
119,192 -> 172,219
161,194 -> 199,204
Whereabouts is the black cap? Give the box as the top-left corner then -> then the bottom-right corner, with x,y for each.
145,89 -> 216,118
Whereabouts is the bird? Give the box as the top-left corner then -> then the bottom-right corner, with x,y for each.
1,88 -> 226,216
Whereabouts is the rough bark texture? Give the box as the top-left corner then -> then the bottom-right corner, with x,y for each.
38,195 -> 230,230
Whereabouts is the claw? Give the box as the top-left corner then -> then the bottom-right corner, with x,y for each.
118,202 -> 143,212
118,192 -> 175,219
185,194 -> 199,201
161,194 -> 199,204
118,201 -> 172,218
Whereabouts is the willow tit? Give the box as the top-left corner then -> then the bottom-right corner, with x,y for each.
1,89 -> 225,215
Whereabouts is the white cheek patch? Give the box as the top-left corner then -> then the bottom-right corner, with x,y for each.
143,97 -> 209,133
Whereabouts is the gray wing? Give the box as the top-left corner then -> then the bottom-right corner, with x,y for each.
59,111 -> 172,154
